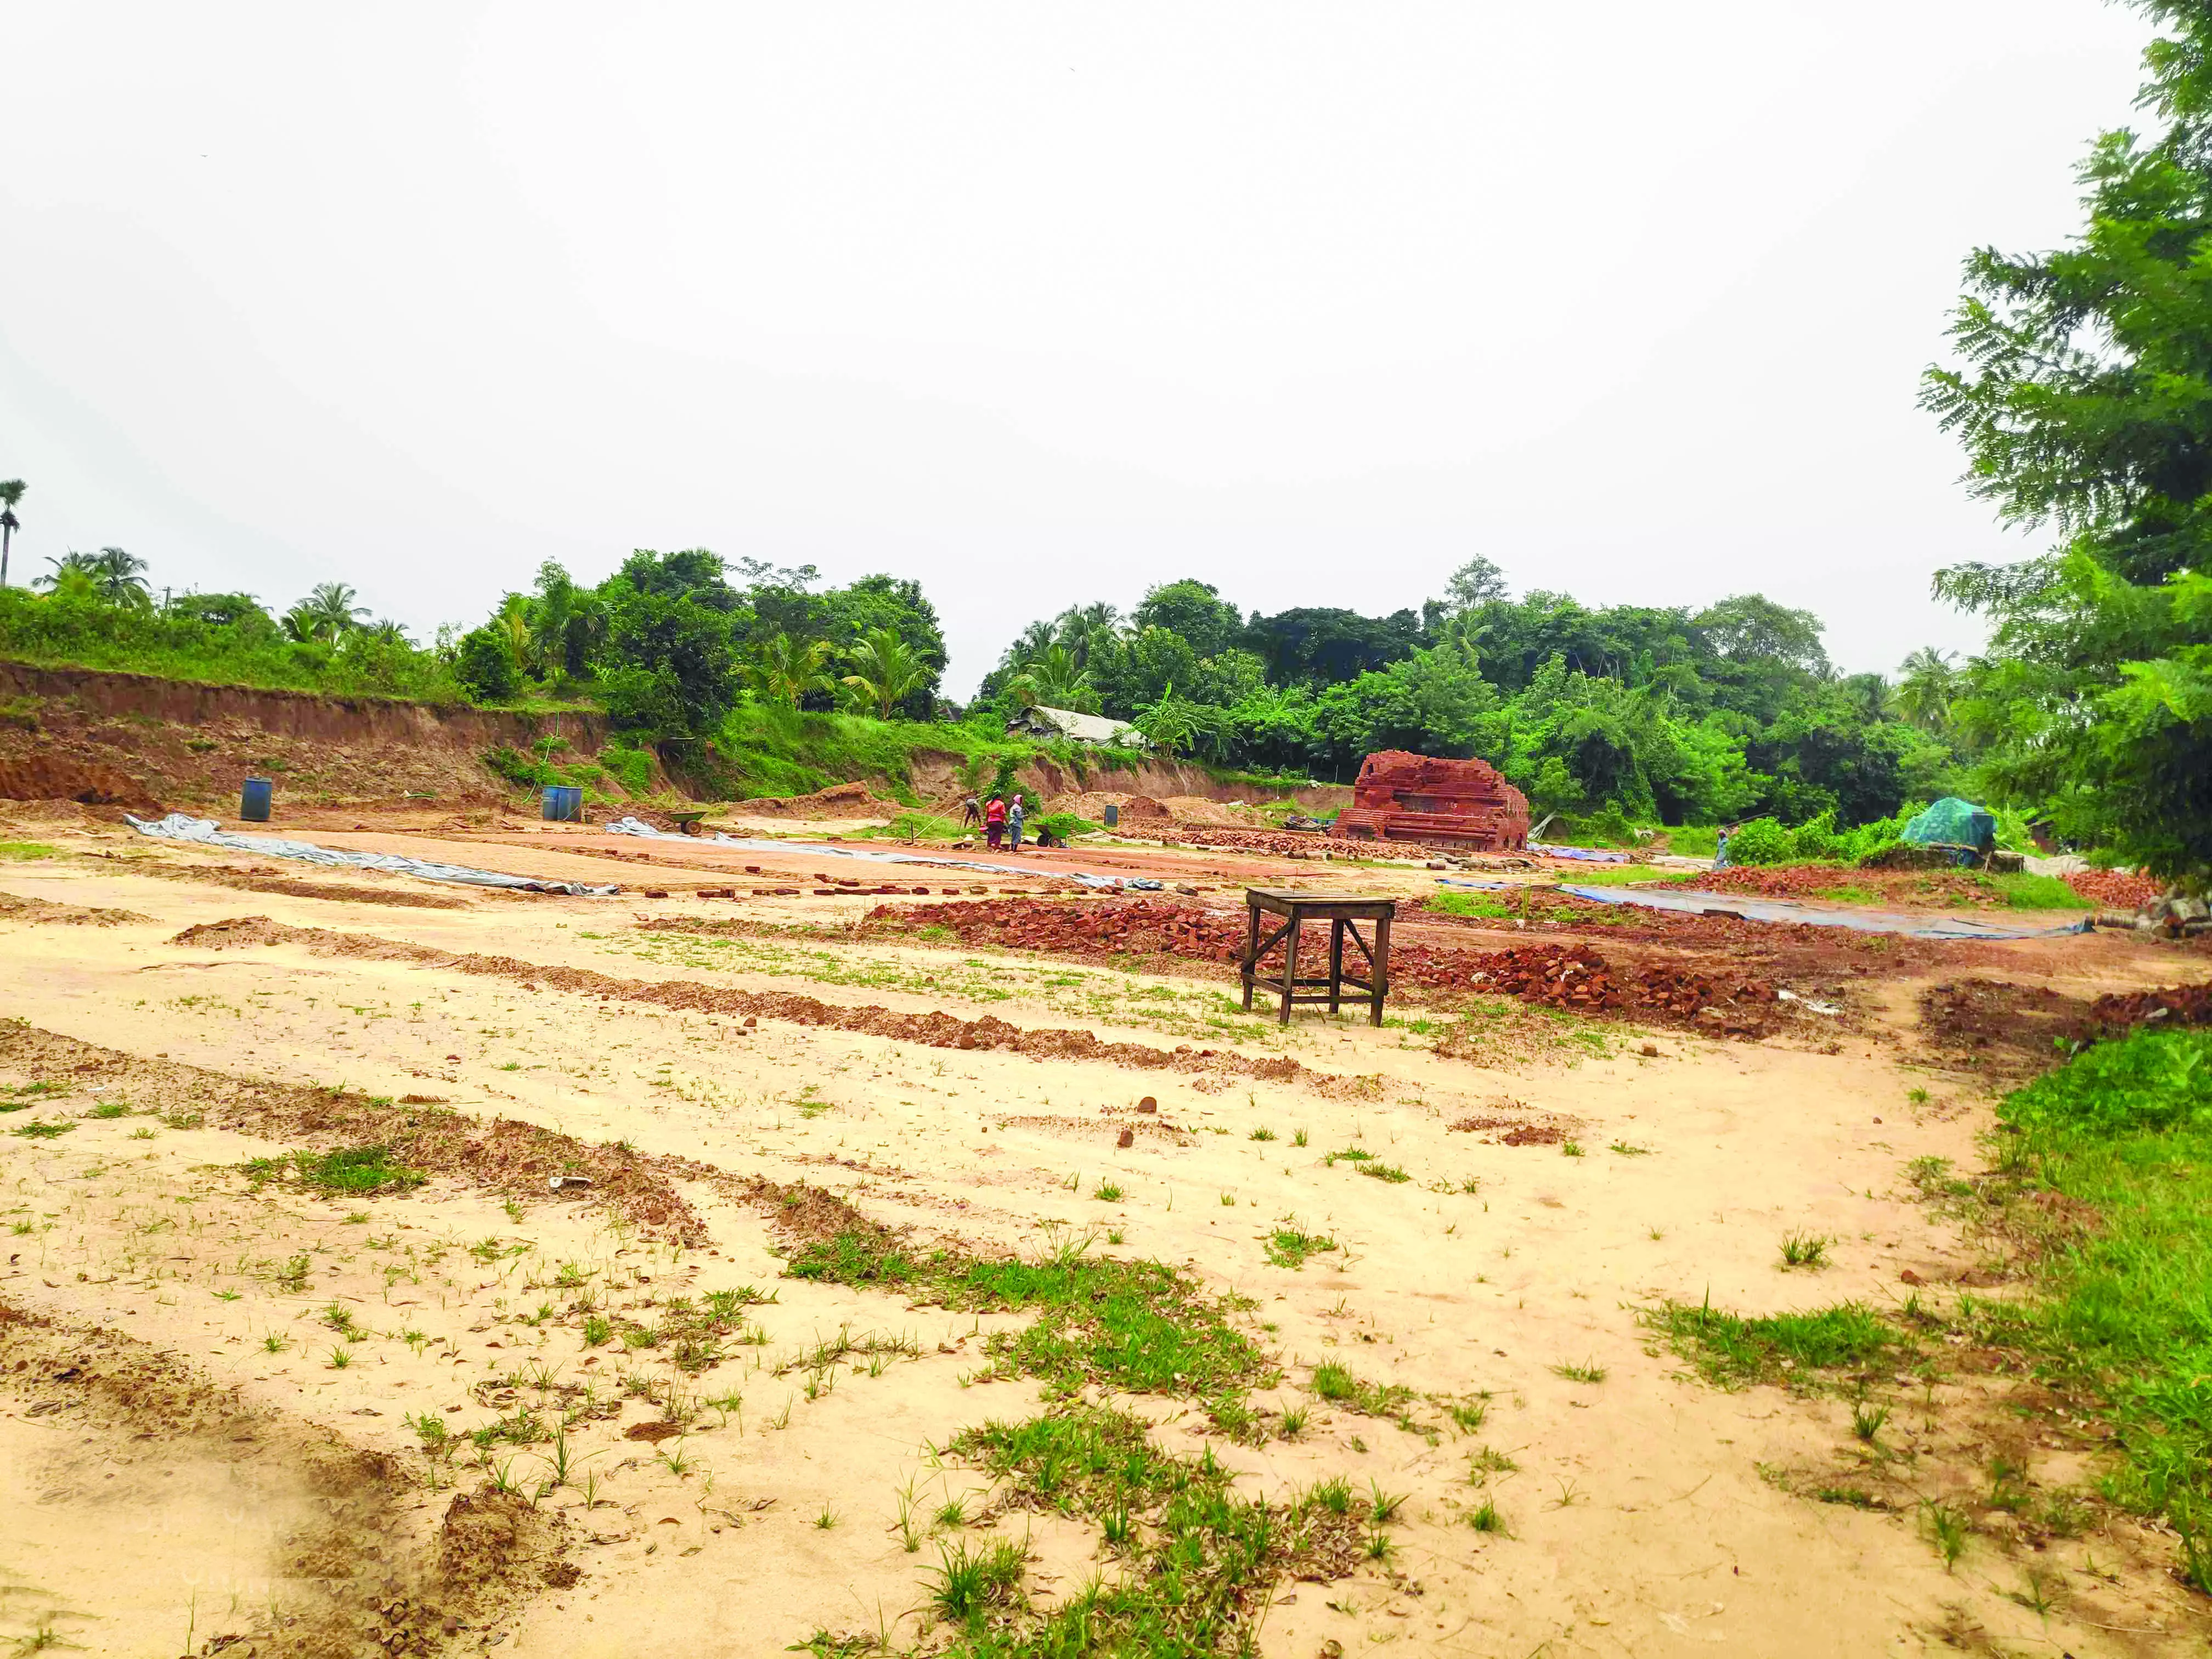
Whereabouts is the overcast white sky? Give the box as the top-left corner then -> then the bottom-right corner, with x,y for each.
0,3 -> 2154,696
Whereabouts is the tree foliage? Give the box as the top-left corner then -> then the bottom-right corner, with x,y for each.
983,573 -> 1957,828
1921,0 -> 2212,878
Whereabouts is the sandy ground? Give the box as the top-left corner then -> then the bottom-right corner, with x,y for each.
0,814 -> 2205,1657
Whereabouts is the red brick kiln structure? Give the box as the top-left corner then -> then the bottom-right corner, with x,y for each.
1330,751 -> 1531,851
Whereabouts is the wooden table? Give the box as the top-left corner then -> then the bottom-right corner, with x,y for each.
1239,888 -> 1396,1026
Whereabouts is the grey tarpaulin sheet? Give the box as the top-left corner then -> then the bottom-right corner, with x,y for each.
603,816 -> 1164,890
1560,883 -> 2094,941
1531,842 -> 1632,864
125,814 -> 622,896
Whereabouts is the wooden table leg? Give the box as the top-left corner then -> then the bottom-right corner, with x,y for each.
1241,900 -> 1260,1012
1328,918 -> 1344,1015
1279,911 -> 1299,1026
1370,913 -> 1391,1026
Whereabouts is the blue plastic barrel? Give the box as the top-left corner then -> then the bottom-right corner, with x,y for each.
240,778 -> 273,822
541,785 -> 583,822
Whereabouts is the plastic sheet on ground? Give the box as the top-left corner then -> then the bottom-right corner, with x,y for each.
125,814 -> 622,895
1435,877 -> 1515,891
603,816 -> 1164,890
1531,842 -> 1632,864
1559,883 -> 2093,941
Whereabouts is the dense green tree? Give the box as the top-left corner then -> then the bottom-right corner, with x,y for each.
619,549 -> 746,613
1921,0 -> 2212,876
1242,606 -> 1424,687
600,589 -> 739,737
453,624 -> 521,700
1131,579 -> 1244,661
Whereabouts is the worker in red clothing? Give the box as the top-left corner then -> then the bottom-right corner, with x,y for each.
984,794 -> 1007,850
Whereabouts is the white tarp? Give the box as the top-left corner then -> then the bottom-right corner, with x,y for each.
125,814 -> 622,895
603,816 -> 1163,890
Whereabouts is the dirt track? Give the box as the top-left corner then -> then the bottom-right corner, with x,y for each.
1,805 -> 2207,1656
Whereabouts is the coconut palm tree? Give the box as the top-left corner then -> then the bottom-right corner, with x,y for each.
743,632 -> 837,707
40,563 -> 100,604
32,550 -> 100,592
1894,647 -> 1958,732
1006,643 -> 1098,712
1053,602 -> 1121,666
0,480 -> 23,589
298,582 -> 370,640
840,627 -> 933,720
87,547 -> 151,607
494,593 -> 534,673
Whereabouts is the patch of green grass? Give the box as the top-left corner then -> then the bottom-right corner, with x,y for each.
1356,1161 -> 1411,1184
1985,871 -> 2095,911
10,1120 -> 74,1139
924,1403 -> 1380,1654
290,1144 -> 425,1196
1262,1228 -> 1337,1270
786,1223 -> 1271,1426
1551,1359 -> 1607,1384
1309,1361 -> 1414,1418
85,1101 -> 131,1120
0,842 -> 60,861
1641,1294 -> 1904,1392
1969,1027 -> 2212,1572
1779,1232 -> 1831,1269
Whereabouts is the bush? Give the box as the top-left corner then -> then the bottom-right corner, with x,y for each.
2006,1028 -> 2212,1138
1723,817 -> 1796,865
599,741 -> 655,796
454,627 -> 521,700
0,588 -> 465,702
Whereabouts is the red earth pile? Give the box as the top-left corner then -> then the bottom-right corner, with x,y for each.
2086,980 -> 2212,1031
871,898 -> 1780,1035
2064,867 -> 2163,910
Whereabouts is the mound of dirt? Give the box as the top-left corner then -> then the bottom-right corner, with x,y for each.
0,891 -> 150,927
1920,976 -> 2212,1075
732,781 -> 899,819
1161,795 -> 1250,826
1054,791 -> 1172,824
163,915 -> 1378,1093
867,896 -> 1783,1036
0,753 -> 160,815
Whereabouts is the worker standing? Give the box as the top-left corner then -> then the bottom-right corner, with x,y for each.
1008,795 -> 1025,853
